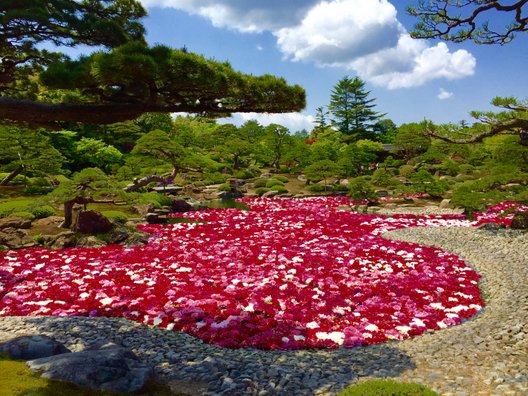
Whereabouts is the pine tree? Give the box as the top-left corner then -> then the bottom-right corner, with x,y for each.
328,76 -> 385,142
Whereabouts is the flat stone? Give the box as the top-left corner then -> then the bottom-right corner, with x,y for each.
0,335 -> 70,360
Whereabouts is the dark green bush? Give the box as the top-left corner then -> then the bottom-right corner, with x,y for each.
266,179 -> 284,188
337,379 -> 439,396
217,183 -> 232,192
203,171 -> 229,185
274,175 -> 289,183
271,186 -> 288,194
255,187 -> 271,196
138,192 -> 173,209
348,178 -> 377,201
31,205 -> 56,219
398,165 -> 415,178
306,184 -> 326,192
23,185 -> 49,195
253,178 -> 268,188
233,169 -> 255,179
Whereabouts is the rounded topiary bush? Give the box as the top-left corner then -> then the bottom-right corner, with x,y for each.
253,179 -> 268,188
399,164 -> 415,178
274,175 -> 289,183
266,179 -> 285,188
31,205 -> 56,219
306,184 -> 326,192
255,187 -> 271,196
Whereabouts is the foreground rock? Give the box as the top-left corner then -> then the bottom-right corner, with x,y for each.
27,342 -> 153,393
0,335 -> 70,360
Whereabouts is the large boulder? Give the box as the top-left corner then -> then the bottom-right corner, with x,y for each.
171,198 -> 194,213
47,231 -> 76,249
0,227 -> 34,249
27,343 -> 153,393
0,335 -> 70,360
74,210 -> 113,234
0,216 -> 32,230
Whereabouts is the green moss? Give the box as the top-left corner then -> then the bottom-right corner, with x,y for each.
0,356 -> 185,395
101,210 -> 129,224
31,205 -> 57,219
337,379 -> 439,396
0,199 -> 35,217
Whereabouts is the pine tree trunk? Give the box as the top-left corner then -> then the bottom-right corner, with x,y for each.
0,165 -> 24,186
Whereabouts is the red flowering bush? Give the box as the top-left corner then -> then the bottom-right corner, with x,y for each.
1,197 -> 523,350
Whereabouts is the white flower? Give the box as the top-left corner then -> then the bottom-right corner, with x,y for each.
306,321 -> 319,329
316,331 -> 345,345
99,297 -> 113,306
365,324 -> 379,332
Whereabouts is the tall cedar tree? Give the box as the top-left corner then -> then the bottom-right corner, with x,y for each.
328,76 -> 384,142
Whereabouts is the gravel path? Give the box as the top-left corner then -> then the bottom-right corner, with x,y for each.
1,227 -> 526,395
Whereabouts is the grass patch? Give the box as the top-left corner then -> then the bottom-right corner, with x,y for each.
0,355 -> 185,395
337,379 -> 439,396
0,199 -> 35,217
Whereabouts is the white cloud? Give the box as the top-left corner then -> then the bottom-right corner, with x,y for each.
141,0 -> 317,32
221,112 -> 315,132
141,0 -> 476,89
438,88 -> 454,100
276,0 -> 402,63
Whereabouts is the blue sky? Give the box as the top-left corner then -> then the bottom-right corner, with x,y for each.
116,1 -> 528,131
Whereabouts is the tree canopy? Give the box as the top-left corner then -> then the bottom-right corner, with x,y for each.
408,0 -> 528,44
426,97 -> 528,146
0,0 -> 306,127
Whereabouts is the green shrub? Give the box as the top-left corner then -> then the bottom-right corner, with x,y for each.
333,184 -> 349,192
274,175 -> 289,183
137,192 -> 172,209
253,178 -> 268,188
266,179 -> 284,188
306,184 -> 326,192
101,210 -> 129,224
10,211 -> 35,220
270,186 -> 288,194
23,185 -> 50,195
348,178 -> 377,201
437,159 -> 460,177
217,183 -> 232,192
399,164 -> 415,178
411,169 -> 448,197
255,187 -> 271,196
338,379 -> 439,396
233,169 -> 255,179
203,171 -> 229,185
29,177 -> 52,187
451,172 -> 528,212
31,205 -> 56,219
372,169 -> 399,188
